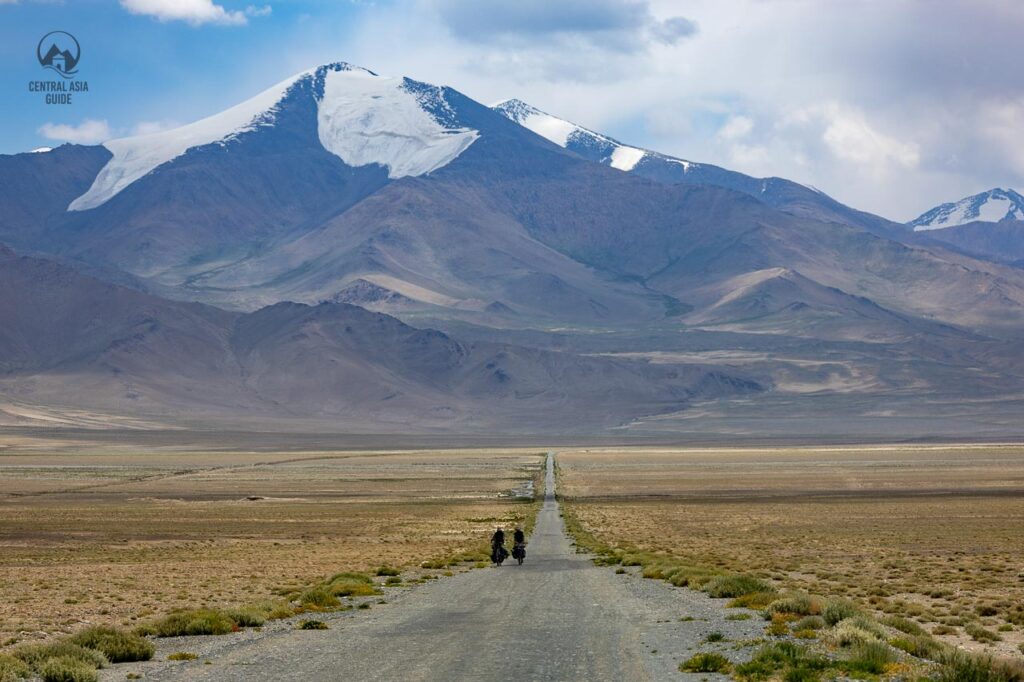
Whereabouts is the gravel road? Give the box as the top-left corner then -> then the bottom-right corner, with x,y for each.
106,453 -> 763,681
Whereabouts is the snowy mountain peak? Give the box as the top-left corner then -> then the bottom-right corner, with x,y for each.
492,98 -> 696,174
908,188 -> 1024,231
68,62 -> 479,211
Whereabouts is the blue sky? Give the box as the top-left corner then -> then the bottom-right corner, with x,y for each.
2,0 -> 1022,221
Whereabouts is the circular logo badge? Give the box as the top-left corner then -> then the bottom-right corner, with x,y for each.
37,31 -> 81,79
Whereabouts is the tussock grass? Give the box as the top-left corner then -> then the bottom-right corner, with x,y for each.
11,643 -> 107,670
734,642 -> 827,681
728,592 -> 777,610
299,586 -> 340,609
37,656 -> 98,682
67,626 -> 153,663
148,609 -> 236,637
844,640 -> 899,674
883,615 -> 927,636
764,594 -> 824,618
822,599 -> 860,626
375,566 -> 400,577
680,652 -> 732,673
704,575 -> 775,599
937,651 -> 1024,682
0,653 -> 31,682
167,652 -> 198,661
325,572 -> 379,598
966,623 -> 1003,643
298,620 -> 328,630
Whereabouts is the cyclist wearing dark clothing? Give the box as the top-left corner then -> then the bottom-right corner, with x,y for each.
491,528 -> 508,565
511,527 -> 526,564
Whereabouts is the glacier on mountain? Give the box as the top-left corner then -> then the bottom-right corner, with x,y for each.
67,62 -> 479,211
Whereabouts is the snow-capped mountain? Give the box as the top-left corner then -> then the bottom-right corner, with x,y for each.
492,98 -> 900,237
71,63 -> 480,211
908,188 -> 1024,231
493,98 -> 689,172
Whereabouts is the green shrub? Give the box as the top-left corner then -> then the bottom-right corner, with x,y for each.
0,653 -> 31,682
706,631 -> 726,642
827,621 -> 882,648
705,575 -> 775,599
822,599 -> 860,626
965,623 -> 1002,643
151,609 -> 235,637
845,641 -> 898,675
793,616 -> 826,631
937,651 -> 1024,682
890,634 -> 944,660
680,652 -> 732,673
300,586 -> 341,609
167,652 -> 198,661
225,608 -> 265,628
726,613 -> 753,621
883,615 -> 927,636
67,626 -> 154,663
375,566 -> 400,577
765,594 -> 823,617
326,573 -> 379,598
783,667 -> 820,682
728,591 -> 777,609
735,642 -> 827,681
298,620 -> 328,630
12,643 -> 107,670
37,656 -> 97,682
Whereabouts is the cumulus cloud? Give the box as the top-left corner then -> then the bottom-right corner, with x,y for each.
38,119 -> 111,144
119,0 -> 251,26
245,4 -> 271,17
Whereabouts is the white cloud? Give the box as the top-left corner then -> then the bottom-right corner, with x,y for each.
119,0 -> 248,26
245,4 -> 271,17
717,115 -> 753,141
38,119 -> 111,144
813,103 -> 919,170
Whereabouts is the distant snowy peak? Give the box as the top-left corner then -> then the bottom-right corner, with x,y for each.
909,188 -> 1024,231
68,62 -> 479,212
493,98 -> 689,172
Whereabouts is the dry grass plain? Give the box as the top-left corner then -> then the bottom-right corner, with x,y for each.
558,444 -> 1024,660
0,433 -> 544,645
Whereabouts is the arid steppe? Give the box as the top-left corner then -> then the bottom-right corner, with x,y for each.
558,444 -> 1024,660
0,432 -> 543,645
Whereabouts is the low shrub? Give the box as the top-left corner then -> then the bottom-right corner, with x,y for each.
706,631 -> 726,642
11,643 -> 107,670
891,634 -> 945,660
326,573 -> 379,598
734,642 -> 827,681
67,626 -> 154,663
793,616 -> 826,631
764,594 -> 824,618
224,608 -> 265,628
726,613 -> 753,621
680,652 -> 732,673
728,591 -> 778,610
150,609 -> 235,637
298,620 -> 328,630
844,641 -> 898,675
883,615 -> 927,636
0,653 -> 31,682
937,651 -> 1024,682
827,621 -> 883,648
704,575 -> 775,599
37,656 -> 97,682
167,652 -> 198,661
965,623 -> 1002,643
300,586 -> 341,609
375,566 -> 400,577
822,599 -> 860,626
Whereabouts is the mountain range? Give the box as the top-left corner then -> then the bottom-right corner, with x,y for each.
1,62 -> 1021,437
